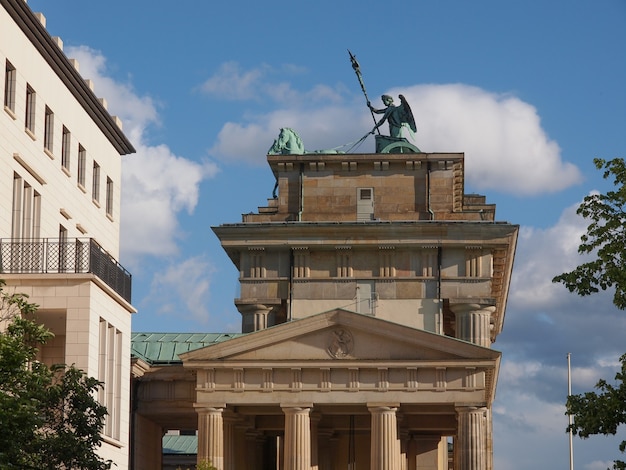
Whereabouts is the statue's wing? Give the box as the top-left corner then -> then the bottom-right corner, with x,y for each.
399,95 -> 417,133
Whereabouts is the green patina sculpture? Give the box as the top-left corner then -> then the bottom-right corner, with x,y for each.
268,128 -> 343,155
368,94 -> 417,138
268,128 -> 305,155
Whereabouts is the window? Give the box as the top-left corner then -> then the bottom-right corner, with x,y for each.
92,161 -> 100,202
12,173 -> 41,239
10,174 -> 42,272
44,107 -> 54,153
61,127 -> 71,171
357,187 -> 374,221
99,319 -> 122,440
106,177 -> 113,217
58,225 -> 68,272
25,85 -> 36,134
77,145 -> 86,187
4,60 -> 16,112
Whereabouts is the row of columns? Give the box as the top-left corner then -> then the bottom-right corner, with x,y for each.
197,405 -> 489,470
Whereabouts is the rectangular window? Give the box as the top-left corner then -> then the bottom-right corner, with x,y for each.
58,225 -> 68,272
44,107 -> 54,152
357,187 -> 374,221
77,145 -> 86,187
61,127 -> 71,171
12,173 -> 41,239
99,319 -> 122,440
106,177 -> 113,217
4,60 -> 16,112
25,85 -> 36,133
10,174 -> 42,272
92,161 -> 100,203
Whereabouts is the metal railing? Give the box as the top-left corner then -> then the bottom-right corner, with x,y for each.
0,238 -> 132,303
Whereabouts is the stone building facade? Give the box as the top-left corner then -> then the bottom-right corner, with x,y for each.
1,1 -> 135,467
132,151 -> 518,470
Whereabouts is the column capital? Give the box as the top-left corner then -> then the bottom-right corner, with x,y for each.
281,403 -> 313,411
455,405 -> 488,415
367,402 -> 400,412
195,404 -> 226,413
449,302 -> 496,315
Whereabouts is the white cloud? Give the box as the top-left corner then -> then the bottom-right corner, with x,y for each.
398,84 -> 583,195
509,201 -> 588,308
205,69 -> 581,196
65,46 -> 218,262
147,256 -> 215,324
120,145 -> 217,260
200,61 -> 269,101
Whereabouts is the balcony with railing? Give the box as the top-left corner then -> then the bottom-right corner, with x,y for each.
0,238 -> 132,303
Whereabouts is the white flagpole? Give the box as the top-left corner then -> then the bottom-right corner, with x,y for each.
568,353 -> 574,470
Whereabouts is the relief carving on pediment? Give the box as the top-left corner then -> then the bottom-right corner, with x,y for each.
327,328 -> 354,359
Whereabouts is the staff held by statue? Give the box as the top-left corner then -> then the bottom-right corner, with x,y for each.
348,49 -> 380,135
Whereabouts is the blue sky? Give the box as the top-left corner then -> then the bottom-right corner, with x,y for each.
29,1 -> 626,468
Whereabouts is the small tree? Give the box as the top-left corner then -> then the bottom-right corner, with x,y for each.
0,280 -> 111,469
553,157 -> 626,469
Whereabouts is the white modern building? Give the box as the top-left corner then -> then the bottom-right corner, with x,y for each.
1,0 -> 135,467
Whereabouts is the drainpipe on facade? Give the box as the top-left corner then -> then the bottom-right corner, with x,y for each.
288,248 -> 294,322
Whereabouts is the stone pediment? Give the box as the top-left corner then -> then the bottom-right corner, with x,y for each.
180,309 -> 499,364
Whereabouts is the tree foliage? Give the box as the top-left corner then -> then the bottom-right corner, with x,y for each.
0,280 -> 111,469
553,158 -> 626,308
553,158 -> 626,469
567,354 -> 626,470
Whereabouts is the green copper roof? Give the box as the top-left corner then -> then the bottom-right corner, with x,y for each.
131,332 -> 244,365
162,434 -> 197,455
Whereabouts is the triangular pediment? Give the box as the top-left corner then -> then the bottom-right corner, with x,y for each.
180,309 -> 499,364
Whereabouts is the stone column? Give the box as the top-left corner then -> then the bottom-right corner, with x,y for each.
237,303 -> 273,333
282,405 -> 312,470
455,406 -> 488,470
197,406 -> 224,470
369,404 -> 400,470
450,303 -> 495,347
